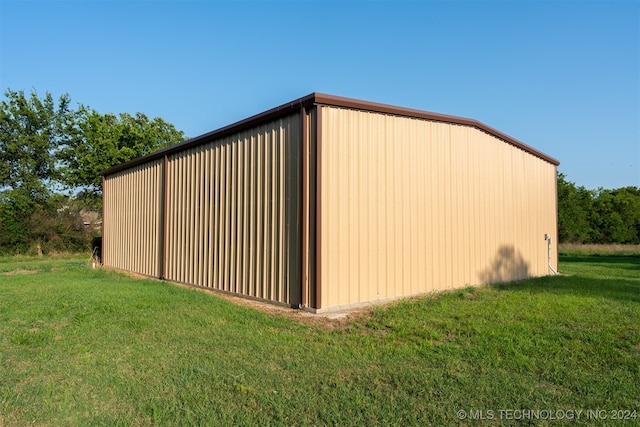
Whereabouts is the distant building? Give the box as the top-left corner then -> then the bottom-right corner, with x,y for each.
80,209 -> 101,230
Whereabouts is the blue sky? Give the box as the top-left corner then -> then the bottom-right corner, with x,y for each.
1,0 -> 638,189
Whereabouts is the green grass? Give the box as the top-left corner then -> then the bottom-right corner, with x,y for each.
0,255 -> 638,426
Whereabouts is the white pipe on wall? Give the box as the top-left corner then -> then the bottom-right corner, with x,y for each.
544,234 -> 558,275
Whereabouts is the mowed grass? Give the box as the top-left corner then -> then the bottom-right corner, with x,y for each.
0,253 -> 638,426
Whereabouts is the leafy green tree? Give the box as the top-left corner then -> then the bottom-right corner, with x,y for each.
0,190 -> 32,254
591,187 -> 640,244
58,108 -> 184,208
557,172 -> 640,244
0,89 -> 74,202
613,186 -> 640,244
0,89 -> 79,254
557,173 -> 594,243
0,88 -> 185,254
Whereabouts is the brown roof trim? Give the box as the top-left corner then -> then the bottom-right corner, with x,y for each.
312,93 -> 560,166
102,93 -> 317,176
102,92 -> 558,176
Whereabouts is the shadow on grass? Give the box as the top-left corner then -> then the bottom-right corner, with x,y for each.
491,275 -> 640,304
489,253 -> 639,303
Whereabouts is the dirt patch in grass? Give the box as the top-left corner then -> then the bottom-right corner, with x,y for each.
2,269 -> 38,275
207,291 -> 375,329
100,265 -> 153,281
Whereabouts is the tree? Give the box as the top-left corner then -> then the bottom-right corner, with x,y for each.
556,173 -> 640,244
0,88 -> 185,254
591,187 -> 640,244
557,173 -> 593,243
0,89 -> 73,202
0,190 -> 32,253
0,89 -> 80,254
58,108 -> 185,208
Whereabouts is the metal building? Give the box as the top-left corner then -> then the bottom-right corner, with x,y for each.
102,93 -> 559,312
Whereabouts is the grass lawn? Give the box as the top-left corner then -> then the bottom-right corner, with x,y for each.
0,252 -> 638,426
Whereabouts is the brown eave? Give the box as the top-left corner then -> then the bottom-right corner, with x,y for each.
102,92 -> 559,176
312,93 -> 560,166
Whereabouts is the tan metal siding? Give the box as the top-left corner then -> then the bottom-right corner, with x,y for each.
318,106 -> 558,309
301,107 -> 318,308
103,159 -> 163,277
163,114 -> 302,305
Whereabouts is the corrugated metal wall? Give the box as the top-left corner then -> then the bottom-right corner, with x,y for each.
163,115 -> 302,305
318,106 -> 558,310
103,114 -> 303,305
102,159 -> 164,277
103,96 -> 558,312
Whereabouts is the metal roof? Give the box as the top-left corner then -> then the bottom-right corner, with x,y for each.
102,92 -> 559,176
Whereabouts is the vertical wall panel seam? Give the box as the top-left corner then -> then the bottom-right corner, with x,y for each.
278,120 -> 288,301
315,105 -> 323,309
101,176 -> 106,266
194,149 -> 201,285
230,142 -> 237,293
161,155 -> 169,279
301,107 -> 309,307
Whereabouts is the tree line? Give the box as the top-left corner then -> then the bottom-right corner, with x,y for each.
557,173 -> 639,244
1,89 -> 638,255
0,89 -> 184,255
